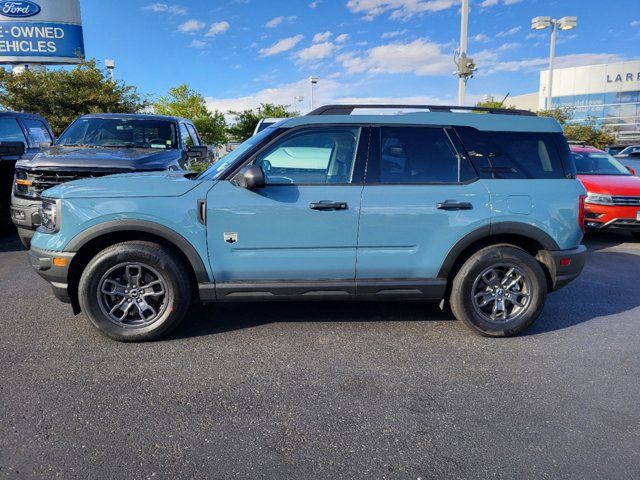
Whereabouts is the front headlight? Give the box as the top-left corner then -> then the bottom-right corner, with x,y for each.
585,193 -> 613,206
38,198 -> 61,234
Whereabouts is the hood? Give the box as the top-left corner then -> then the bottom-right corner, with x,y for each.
577,174 -> 640,196
43,171 -> 203,199
16,145 -> 180,171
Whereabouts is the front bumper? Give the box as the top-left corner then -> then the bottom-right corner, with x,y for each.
537,245 -> 587,292
583,204 -> 640,232
11,192 -> 42,236
29,246 -> 75,303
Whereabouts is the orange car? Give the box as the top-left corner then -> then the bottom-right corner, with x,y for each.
571,145 -> 640,239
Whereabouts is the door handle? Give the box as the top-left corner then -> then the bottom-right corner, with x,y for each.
310,201 -> 348,211
437,201 -> 473,210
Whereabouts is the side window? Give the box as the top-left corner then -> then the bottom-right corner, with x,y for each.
23,119 -> 53,146
0,118 -> 27,144
186,124 -> 201,145
255,127 -> 360,185
179,123 -> 194,148
373,126 -> 476,184
455,127 -> 566,179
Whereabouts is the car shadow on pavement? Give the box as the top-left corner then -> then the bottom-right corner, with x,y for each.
0,233 -> 25,253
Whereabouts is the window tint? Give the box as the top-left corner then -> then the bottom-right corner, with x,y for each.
0,118 -> 26,143
185,124 -> 200,145
179,123 -> 194,148
23,119 -> 52,146
255,127 -> 360,185
456,127 -> 566,179
373,126 -> 476,184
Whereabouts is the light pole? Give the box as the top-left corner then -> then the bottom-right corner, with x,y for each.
309,76 -> 319,111
531,16 -> 577,109
293,95 -> 304,113
455,0 -> 476,106
105,59 -> 116,81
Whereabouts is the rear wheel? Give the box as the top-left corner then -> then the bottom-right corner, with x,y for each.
78,241 -> 191,342
450,245 -> 547,337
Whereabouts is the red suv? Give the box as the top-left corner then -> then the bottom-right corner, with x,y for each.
571,145 -> 640,239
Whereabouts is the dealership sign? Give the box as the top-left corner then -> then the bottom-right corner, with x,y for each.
0,0 -> 84,64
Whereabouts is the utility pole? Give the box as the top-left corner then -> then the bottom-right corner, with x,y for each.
309,76 -> 319,111
455,0 -> 476,106
105,59 -> 115,81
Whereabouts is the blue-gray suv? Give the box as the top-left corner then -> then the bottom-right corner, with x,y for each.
28,105 -> 587,341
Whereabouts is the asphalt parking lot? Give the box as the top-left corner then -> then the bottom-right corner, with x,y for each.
1,229 -> 639,479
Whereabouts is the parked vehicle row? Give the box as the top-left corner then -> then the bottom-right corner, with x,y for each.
10,113 -> 208,247
28,104 -> 587,342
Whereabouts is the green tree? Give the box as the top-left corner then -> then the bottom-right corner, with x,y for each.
153,84 -> 227,145
538,107 -> 616,149
475,97 -> 515,109
227,103 -> 298,142
0,59 -> 147,136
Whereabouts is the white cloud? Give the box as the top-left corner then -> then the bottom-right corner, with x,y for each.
265,15 -> 297,28
338,39 -> 452,76
296,42 -> 337,62
313,31 -> 332,42
496,26 -> 521,37
178,19 -> 205,33
631,20 -> 640,27
381,29 -> 408,39
498,42 -> 519,51
347,0 -> 461,21
483,53 -> 627,75
480,0 -> 521,7
259,35 -> 305,57
335,33 -> 349,43
471,33 -> 489,42
142,3 -> 188,15
190,39 -> 207,49
309,0 -> 320,7
206,21 -> 230,36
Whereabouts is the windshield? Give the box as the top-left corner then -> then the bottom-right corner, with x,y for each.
199,125 -> 279,180
572,152 -> 630,176
57,118 -> 178,149
618,146 -> 640,156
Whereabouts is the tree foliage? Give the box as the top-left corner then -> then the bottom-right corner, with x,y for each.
0,59 -> 147,136
227,103 -> 298,142
538,107 -> 616,149
475,98 -> 515,109
153,84 -> 227,145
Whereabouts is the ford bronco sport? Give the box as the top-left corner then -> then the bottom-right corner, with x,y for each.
12,113 -> 208,248
28,104 -> 587,341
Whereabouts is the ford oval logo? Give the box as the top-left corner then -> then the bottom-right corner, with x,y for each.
0,1 -> 41,18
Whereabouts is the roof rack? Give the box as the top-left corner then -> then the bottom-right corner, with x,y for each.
307,104 -> 537,117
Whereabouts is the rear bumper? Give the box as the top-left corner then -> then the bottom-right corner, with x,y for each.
537,245 -> 587,292
29,246 -> 75,303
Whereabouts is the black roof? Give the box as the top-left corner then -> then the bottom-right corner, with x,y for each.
0,111 -> 49,120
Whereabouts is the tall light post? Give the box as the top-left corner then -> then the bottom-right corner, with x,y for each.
293,95 -> 304,113
309,76 -> 319,111
455,0 -> 476,106
531,16 -> 577,109
105,59 -> 116,81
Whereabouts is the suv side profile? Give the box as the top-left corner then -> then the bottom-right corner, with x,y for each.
28,105 -> 587,342
11,113 -> 208,248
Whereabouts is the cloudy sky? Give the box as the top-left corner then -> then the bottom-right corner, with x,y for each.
82,0 -> 639,112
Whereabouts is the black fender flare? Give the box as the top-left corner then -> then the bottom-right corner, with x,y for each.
437,222 -> 560,278
65,219 -> 210,283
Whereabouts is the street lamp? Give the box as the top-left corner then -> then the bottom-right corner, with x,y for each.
455,0 -> 476,106
531,15 -> 577,109
293,95 -> 304,113
309,76 -> 319,111
105,59 -> 116,81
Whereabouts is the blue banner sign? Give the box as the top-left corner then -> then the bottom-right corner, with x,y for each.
0,21 -> 84,62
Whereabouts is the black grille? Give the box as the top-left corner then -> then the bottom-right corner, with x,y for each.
612,196 -> 640,206
609,219 -> 640,230
16,169 -> 125,199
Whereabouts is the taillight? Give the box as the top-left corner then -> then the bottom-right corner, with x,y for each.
578,194 -> 586,233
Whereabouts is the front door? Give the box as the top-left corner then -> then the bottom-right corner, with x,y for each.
206,126 -> 366,290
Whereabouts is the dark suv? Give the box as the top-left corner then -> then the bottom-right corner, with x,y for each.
0,112 -> 54,234
12,113 -> 207,247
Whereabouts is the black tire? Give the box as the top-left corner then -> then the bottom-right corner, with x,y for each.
19,235 -> 30,249
78,241 -> 192,342
450,245 -> 547,337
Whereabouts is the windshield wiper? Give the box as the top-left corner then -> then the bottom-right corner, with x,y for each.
61,143 -> 98,148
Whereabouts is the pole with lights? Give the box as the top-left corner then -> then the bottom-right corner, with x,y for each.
309,76 -> 319,111
105,59 -> 116,81
531,16 -> 577,109
455,0 -> 476,106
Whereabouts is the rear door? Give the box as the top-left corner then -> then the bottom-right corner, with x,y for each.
356,125 -> 491,283
206,125 -> 367,287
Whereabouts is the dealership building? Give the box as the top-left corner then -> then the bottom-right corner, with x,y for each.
510,60 -> 640,143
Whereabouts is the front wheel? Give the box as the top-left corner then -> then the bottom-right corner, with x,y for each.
450,245 -> 547,337
78,241 -> 192,342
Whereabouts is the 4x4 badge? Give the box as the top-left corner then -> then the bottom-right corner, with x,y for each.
224,232 -> 238,244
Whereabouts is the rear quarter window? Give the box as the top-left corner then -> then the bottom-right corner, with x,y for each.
455,127 -> 567,179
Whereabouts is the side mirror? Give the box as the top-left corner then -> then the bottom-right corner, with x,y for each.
187,145 -> 209,160
0,141 -> 25,157
236,165 -> 265,189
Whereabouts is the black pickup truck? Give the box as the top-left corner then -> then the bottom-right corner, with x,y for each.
0,112 -> 55,236
11,113 -> 207,247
